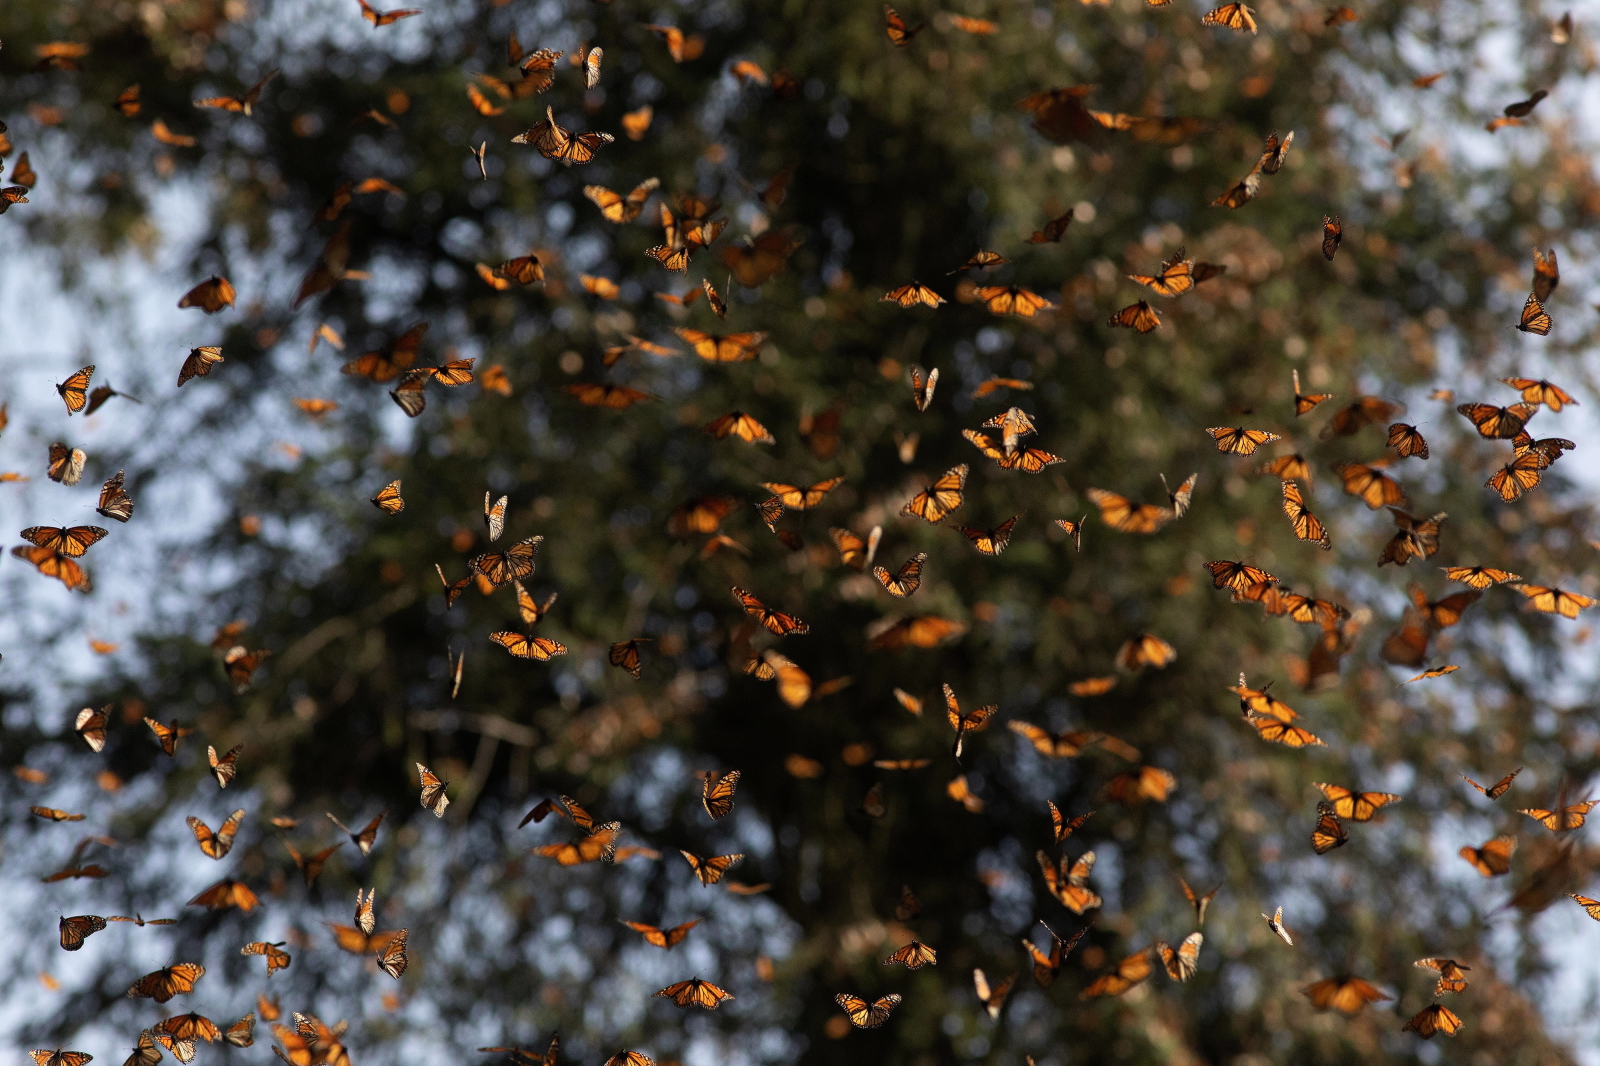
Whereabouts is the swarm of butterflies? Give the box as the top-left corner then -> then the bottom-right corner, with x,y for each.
6,0 -> 1598,1063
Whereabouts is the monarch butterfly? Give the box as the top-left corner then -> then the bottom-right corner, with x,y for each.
1487,450 -> 1548,501
479,365 -> 512,395
59,914 -> 107,951
1116,632 -> 1175,670
883,5 -> 924,45
127,962 -> 206,1002
1314,783 -> 1400,822
873,553 -> 926,597
901,464 -> 968,522
680,849 -> 743,884
31,805 -> 87,822
761,476 -> 845,510
536,822 -> 621,865
881,282 -> 945,308
976,285 -> 1057,317
125,1031 -> 162,1066
241,941 -> 292,974
866,614 -> 967,650
730,586 -> 809,636
1022,923 -> 1083,988
667,328 -> 766,363
703,411 -> 775,445
326,810 -> 385,856
891,885 -> 923,922
874,758 -> 931,770
982,406 -> 1037,451
30,1053 -> 92,1066
1178,876 -> 1220,926
491,630 -> 568,662
1405,665 -> 1459,687
599,638 -> 647,680
830,526 -> 882,571
513,46 -> 563,92
973,968 -> 1014,1019
144,716 -> 194,756
1331,460 -> 1407,509
1228,676 -> 1297,720
478,255 -> 544,289
1519,799 -> 1596,831
285,840 -> 342,887
1055,516 -> 1085,550
1248,712 -> 1325,748
655,978 -> 734,1009
1106,766 -> 1178,807
836,992 -> 902,1028
1414,957 -> 1471,996
364,479 -> 405,515
944,683 -> 997,758
1378,508 -> 1448,568
326,921 -> 401,955
471,535 -> 542,587
600,1053 -> 652,1066
1501,375 -> 1575,411
1207,427 -> 1282,456
20,524 -> 109,558
173,345 -> 226,387
1205,560 -> 1275,593
1404,1004 -> 1464,1039
342,323 -> 427,383
1458,401 -> 1537,439
1319,395 -> 1401,438
73,707 -> 108,752
1079,950 -> 1152,999
1515,292 -> 1552,335
1281,482 -> 1330,549
622,919 -> 700,948
885,940 -> 938,970
907,364 -> 940,411
950,250 -> 1008,273
358,0 -> 420,25
46,442 -> 88,485
1037,849 -> 1101,912
223,646 -> 270,693
1409,584 -> 1479,629
415,763 -> 450,817
1107,301 -> 1161,332
1569,894 -> 1600,920
511,106 -> 614,165
1262,905 -> 1293,945
954,515 -> 1020,555
55,365 -> 94,414
1512,584 -> 1596,619
618,104 -> 655,141
193,68 -> 279,115
1462,767 -> 1521,799
374,928 -> 408,979
353,887 -> 377,934
963,430 -> 1064,472
1008,721 -> 1100,758
178,276 -> 236,313
1320,215 -> 1342,260
1309,802 -> 1348,854
223,1014 -> 256,1049
971,377 -> 1031,399
1157,932 -> 1203,982
1127,248 -> 1195,297
699,769 -> 740,819
187,809 -> 246,859
1202,2 -> 1257,31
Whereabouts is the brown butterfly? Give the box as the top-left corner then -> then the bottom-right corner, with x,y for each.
223,646 -> 271,693
1107,301 -> 1161,332
621,919 -> 701,949
1459,834 -> 1517,875
1519,799 -> 1597,831
1179,876 -> 1220,925
1403,1004 -> 1464,1039
512,106 -> 614,165
1202,2 -> 1257,31
58,915 -> 107,951
1462,767 -> 1521,798
1079,950 -> 1152,999
285,840 -> 343,886
188,878 -> 259,911
1320,215 -> 1342,260
471,535 -> 543,587
1331,460 -> 1407,509
901,465 -> 968,522
127,962 -> 206,1002
1248,712 -> 1325,748
1488,449 -> 1551,502
1009,721 -> 1101,758
1026,210 -> 1073,244
1319,395 -> 1402,438
19,524 -> 108,557
1303,976 -> 1392,1014
954,515 -> 1020,555
973,968 -> 1015,1019
882,282 -> 945,308
885,940 -> 938,970
46,443 -> 87,485
1502,375 -> 1575,411
241,941 -> 292,974
1208,427 -> 1281,456
963,430 -> 1064,472
178,276 -> 236,314
416,763 -> 450,817
144,717 -> 194,756
1116,632 -> 1176,670
950,250 -> 1008,273
704,411 -> 775,444
1157,932 -> 1203,982
327,810 -> 386,855
30,806 -> 86,822
357,0 -> 420,25
480,255 -> 544,288
341,323 -> 426,383
1127,248 -> 1195,297
54,365 -> 94,414
369,480 -> 404,515
1414,957 -> 1471,996
1037,849 -> 1101,912
536,822 -> 622,865
1458,401 -> 1537,439
977,285 -> 1057,316
1512,584 -> 1596,619
730,586 -> 809,635
1055,516 -> 1085,550
188,809 -> 246,859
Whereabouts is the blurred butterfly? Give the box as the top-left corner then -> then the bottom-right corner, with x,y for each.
901,464 -> 968,522
1458,401 -> 1537,439
655,978 -> 733,1009
1207,427 -> 1281,455
562,382 -> 655,408
1116,632 -> 1175,670
178,276 -> 236,314
1022,922 -> 1083,988
1315,783 -> 1400,822
31,806 -> 86,822
1107,300 -> 1161,332
680,849 -> 743,885
1291,369 -> 1333,416
1331,460 -> 1406,510
1179,876 -> 1220,925
1519,799 -> 1596,831
1516,293 -> 1552,335
676,328 -> 767,362
1026,211 -> 1073,244
1037,849 -> 1100,912
731,586 -> 809,635
1079,950 -> 1152,999
357,0 -> 420,25
1127,248 -> 1194,296
1512,584 -> 1595,619
1385,422 -> 1429,459
479,255 -> 544,289
954,515 -> 1019,555
973,968 -> 1014,1019
127,962 -> 206,1002
963,430 -> 1063,472
415,763 -> 450,817
1320,215 -> 1342,260
1262,905 -> 1293,945
1248,712 -> 1324,748
830,526 -> 882,571
874,553 -> 926,597
1501,375 -> 1575,411
1009,722 -> 1100,758
242,941 -> 292,974
285,840 -> 342,886
1157,932 -> 1203,981
1403,664 -> 1458,683
1403,1004 -> 1463,1039
328,810 -> 386,855
977,285 -> 1057,316
906,365 -> 940,411
115,85 -> 143,117
704,411 -> 775,444
622,919 -> 700,949
1310,802 -> 1349,854
223,1014 -> 256,1049
884,940 -> 938,970
194,69 -> 280,115
1105,765 -> 1177,806
1055,516 -> 1085,550
645,24 -> 704,61
46,442 -> 87,485
1414,957 -> 1471,996
944,682 -> 997,758
1320,395 -> 1402,439
188,878 -> 260,911
836,992 -> 901,1027
223,646 -> 270,693
884,6 -> 925,45
882,282 -> 945,308
950,250 -> 1008,273
1202,2 -> 1257,31
144,717 -> 194,756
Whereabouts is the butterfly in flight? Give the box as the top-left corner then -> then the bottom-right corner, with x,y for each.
621,919 -> 700,949
1079,950 -> 1152,999
1403,1004 -> 1464,1039
901,465 -> 968,523
655,978 -> 734,1009
357,0 -> 420,25
1462,767 -> 1521,798
1302,976 -> 1392,1014
883,6 -> 925,45
55,365 -> 94,414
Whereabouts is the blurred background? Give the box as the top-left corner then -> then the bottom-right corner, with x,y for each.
3,0 -> 1600,1063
